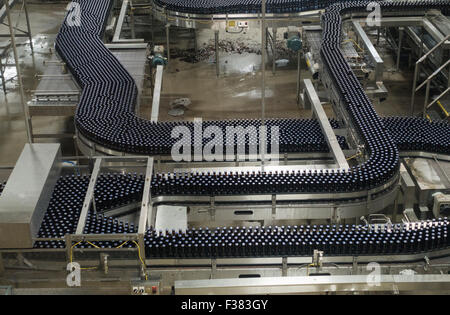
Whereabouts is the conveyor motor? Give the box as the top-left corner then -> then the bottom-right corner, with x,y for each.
285,26 -> 302,52
149,45 -> 168,67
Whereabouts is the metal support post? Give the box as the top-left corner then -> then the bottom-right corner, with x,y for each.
376,27 -> 380,46
305,79 -> 349,170
410,34 -> 450,115
423,80 -> 431,118
265,27 -> 269,50
296,50 -> 302,105
352,21 -> 383,83
396,27 -> 404,71
193,28 -> 198,54
419,28 -> 424,58
151,65 -> 163,122
0,252 -> 4,275
215,30 -> 219,77
448,64 -> 450,88
393,189 -> 400,223
411,62 -> 420,115
261,0 -> 266,169
65,234 -> 72,262
5,0 -> 32,143
139,157 -> 154,233
272,27 -> 277,75
150,5 -> 155,43
282,257 -> 287,276
75,158 -> 102,234
165,23 -> 170,66
114,0 -> 129,41
137,232 -> 147,279
0,57 -> 6,93
130,2 -> 136,39
23,0 -> 34,54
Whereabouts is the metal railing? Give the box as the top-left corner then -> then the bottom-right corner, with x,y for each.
410,34 -> 450,117
417,59 -> 450,118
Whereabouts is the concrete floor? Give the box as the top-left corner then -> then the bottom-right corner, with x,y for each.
0,4 -> 425,172
0,3 -> 69,167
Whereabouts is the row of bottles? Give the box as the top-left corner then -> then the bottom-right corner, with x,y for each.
54,0 -> 449,199
153,0 -> 353,14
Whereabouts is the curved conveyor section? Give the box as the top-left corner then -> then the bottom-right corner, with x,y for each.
32,0 -> 450,258
154,0 -> 367,14
33,173 -> 450,259
56,0 -> 450,198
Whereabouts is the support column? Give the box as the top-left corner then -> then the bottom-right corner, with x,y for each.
165,23 -> 170,67
296,50 -> 302,105
376,27 -> 380,46
151,7 -> 155,43
272,27 -> 277,75
193,28 -> 198,54
5,0 -> 32,143
137,233 -> 147,279
138,157 -> 154,234
261,0 -> 266,169
411,62 -> 420,116
393,188 -> 401,223
419,28 -> 424,57
0,252 -> 4,275
75,158 -> 102,234
151,65 -> 163,122
423,80 -> 431,118
396,27 -> 404,72
305,79 -> 349,170
130,5 -> 136,39
23,0 -> 34,54
265,27 -> 269,50
448,64 -> 450,88
0,56 -> 6,93
215,30 -> 220,77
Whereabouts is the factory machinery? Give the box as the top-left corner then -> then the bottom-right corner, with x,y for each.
0,0 -> 450,294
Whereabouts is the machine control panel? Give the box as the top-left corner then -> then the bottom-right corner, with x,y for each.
131,280 -> 161,295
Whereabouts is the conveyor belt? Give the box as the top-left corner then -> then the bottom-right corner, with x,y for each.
153,0 -> 350,15
32,173 -> 449,258
56,0 -> 450,198
37,0 -> 450,258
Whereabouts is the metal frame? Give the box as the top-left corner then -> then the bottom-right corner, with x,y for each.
1,245 -> 449,295
151,3 -> 322,30
303,79 -> 349,170
266,26 -> 277,75
2,0 -> 32,143
351,21 -> 384,83
139,157 -> 154,233
0,0 -> 33,52
175,274 -> 450,294
75,129 -> 355,163
75,158 -> 102,234
0,0 -> 33,93
150,65 -> 163,122
150,174 -> 399,221
73,155 -> 153,233
410,34 -> 450,116
260,0 -> 267,169
62,155 -> 154,278
29,44 -> 148,146
113,0 -> 145,43
417,59 -> 450,118
214,29 -> 219,77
